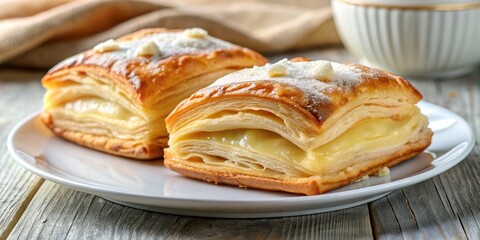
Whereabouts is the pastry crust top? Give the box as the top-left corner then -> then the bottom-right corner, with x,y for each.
168,60 -> 422,127
42,28 -> 268,109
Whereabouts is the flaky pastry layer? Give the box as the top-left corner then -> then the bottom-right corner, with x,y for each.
164,59 -> 433,194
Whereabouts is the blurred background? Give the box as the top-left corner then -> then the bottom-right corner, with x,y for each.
0,0 -> 341,69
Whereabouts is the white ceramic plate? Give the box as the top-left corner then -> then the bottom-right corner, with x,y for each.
8,101 -> 475,218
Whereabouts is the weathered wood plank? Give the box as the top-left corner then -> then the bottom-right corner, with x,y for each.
434,154 -> 480,239
373,182 -> 468,239
0,70 -> 46,239
372,152 -> 480,240
371,69 -> 480,239
9,181 -> 373,239
426,70 -> 480,239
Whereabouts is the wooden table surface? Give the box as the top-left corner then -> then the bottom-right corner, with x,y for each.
0,48 -> 479,240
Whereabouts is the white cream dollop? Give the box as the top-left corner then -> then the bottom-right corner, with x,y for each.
266,59 -> 335,81
310,60 -> 333,81
183,28 -> 208,38
135,41 -> 160,57
93,39 -> 120,53
267,62 -> 288,77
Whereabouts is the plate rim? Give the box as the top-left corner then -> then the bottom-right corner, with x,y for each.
7,101 -> 476,206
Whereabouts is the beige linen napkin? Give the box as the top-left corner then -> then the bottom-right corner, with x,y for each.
0,0 -> 340,68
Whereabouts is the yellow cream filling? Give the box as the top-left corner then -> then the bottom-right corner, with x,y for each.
64,97 -> 137,121
54,97 -> 162,139
188,110 -> 423,174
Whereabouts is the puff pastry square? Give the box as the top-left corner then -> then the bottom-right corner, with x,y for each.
41,28 -> 267,159
164,59 -> 433,195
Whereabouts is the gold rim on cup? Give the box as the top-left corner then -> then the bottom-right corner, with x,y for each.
335,0 -> 480,11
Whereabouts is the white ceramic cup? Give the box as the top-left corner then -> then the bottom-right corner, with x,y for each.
332,0 -> 480,77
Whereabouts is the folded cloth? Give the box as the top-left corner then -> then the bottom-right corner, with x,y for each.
0,0 -> 340,68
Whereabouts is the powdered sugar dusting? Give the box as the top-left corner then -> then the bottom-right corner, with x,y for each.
91,29 -> 235,90
212,59 -> 362,103
128,73 -> 141,90
114,30 -> 234,60
330,62 -> 362,88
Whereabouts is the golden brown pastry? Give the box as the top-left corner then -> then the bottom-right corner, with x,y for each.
41,28 -> 267,159
164,59 -> 433,195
